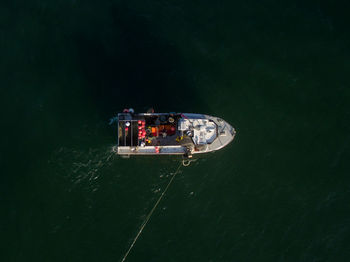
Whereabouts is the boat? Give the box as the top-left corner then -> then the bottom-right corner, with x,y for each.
114,109 -> 236,157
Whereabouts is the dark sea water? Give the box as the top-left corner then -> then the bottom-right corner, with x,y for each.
1,1 -> 350,261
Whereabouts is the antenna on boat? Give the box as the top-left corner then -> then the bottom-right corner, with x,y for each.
120,162 -> 183,262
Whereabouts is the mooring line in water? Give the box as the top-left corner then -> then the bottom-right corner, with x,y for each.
120,162 -> 182,262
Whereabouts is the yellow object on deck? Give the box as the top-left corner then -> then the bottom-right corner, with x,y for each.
176,136 -> 184,142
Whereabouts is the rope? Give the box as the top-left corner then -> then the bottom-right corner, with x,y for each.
182,159 -> 191,166
120,162 -> 182,262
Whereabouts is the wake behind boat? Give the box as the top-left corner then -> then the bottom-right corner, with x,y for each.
114,109 -> 236,157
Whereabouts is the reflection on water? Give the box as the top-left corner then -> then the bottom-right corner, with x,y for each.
49,145 -> 116,193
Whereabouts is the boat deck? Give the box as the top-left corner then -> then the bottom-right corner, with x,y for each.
118,113 -> 186,147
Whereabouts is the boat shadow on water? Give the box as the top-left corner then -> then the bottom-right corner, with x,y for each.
75,5 -> 203,117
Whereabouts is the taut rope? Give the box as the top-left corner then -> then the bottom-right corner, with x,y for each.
120,162 -> 182,262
